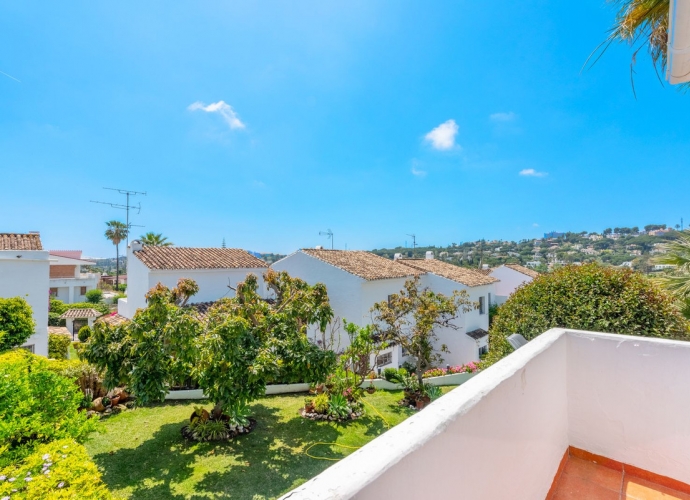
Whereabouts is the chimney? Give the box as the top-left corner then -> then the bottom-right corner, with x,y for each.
130,240 -> 144,252
425,251 -> 434,260
315,245 -> 324,250
393,253 -> 402,260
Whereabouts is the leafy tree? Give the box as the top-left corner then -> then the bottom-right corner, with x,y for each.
0,297 -> 35,353
83,279 -> 201,404
140,232 -> 173,247
370,277 -> 476,387
104,220 -> 129,289
196,271 -> 336,416
85,288 -> 103,304
339,319 -> 385,389
652,230 -> 690,303
486,263 -> 688,363
645,224 -> 667,232
603,228 -> 613,235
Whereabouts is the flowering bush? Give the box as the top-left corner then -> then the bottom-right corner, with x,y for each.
421,362 -> 480,379
0,439 -> 111,499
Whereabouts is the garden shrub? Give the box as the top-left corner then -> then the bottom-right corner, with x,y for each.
85,289 -> 103,304
48,312 -> 66,327
0,297 -> 35,353
0,350 -> 97,467
49,299 -> 109,316
77,325 -> 91,342
487,263 -> 690,363
313,393 -> 329,413
382,367 -> 399,382
0,438 -> 111,499
48,333 -> 71,359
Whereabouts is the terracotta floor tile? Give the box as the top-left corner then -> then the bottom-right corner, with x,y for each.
552,472 -> 621,500
563,456 -> 623,492
624,477 -> 690,500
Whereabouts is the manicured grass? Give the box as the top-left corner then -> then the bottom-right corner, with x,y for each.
68,343 -> 79,360
85,387 -> 455,499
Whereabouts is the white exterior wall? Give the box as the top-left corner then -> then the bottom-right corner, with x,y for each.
119,244 -> 268,319
0,250 -> 50,356
489,265 -> 534,303
49,255 -> 98,303
417,273 -> 492,366
271,251 -> 363,351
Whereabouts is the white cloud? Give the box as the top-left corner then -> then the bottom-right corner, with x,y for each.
519,168 -> 547,177
424,119 -> 459,150
188,100 -> 246,129
533,223 -> 540,227
490,112 -> 517,122
411,166 -> 427,178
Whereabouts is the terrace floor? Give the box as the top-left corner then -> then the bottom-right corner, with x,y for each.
548,450 -> 690,500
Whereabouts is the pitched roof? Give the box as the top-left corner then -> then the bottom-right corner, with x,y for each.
398,259 -> 498,287
60,308 -> 102,319
48,326 -> 71,336
300,249 -> 423,281
466,328 -> 489,340
0,233 -> 42,251
96,312 -> 130,327
49,250 -> 82,259
478,268 -> 493,276
134,247 -> 267,271
503,264 -> 540,279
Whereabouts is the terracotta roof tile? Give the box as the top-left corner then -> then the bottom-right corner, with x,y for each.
48,326 -> 71,336
301,249 -> 423,281
0,233 -> 43,251
134,247 -> 267,270
96,313 -> 130,327
60,308 -> 102,319
398,259 -> 498,287
504,264 -> 540,279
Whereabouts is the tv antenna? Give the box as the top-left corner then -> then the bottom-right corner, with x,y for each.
319,229 -> 334,249
91,187 -> 147,246
407,234 -> 417,250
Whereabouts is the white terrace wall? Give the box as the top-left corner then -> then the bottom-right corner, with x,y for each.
281,329 -> 569,500
0,250 -> 50,356
566,330 -> 690,485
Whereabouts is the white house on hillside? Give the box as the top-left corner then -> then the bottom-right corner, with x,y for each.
272,249 -> 497,369
49,250 -> 99,303
488,264 -> 539,305
118,240 -> 269,319
0,233 -> 50,356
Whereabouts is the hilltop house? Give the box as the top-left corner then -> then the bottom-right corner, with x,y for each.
49,250 -> 99,303
487,264 -> 539,305
0,233 -> 50,356
271,249 -> 497,368
118,240 -> 268,319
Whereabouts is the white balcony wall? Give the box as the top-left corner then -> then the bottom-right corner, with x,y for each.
282,329 -> 690,499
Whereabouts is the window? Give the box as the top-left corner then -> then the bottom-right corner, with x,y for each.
478,345 -> 488,356
479,296 -> 486,315
376,352 -> 393,367
21,344 -> 35,354
49,288 -> 58,297
80,286 -> 87,295
401,347 -> 409,358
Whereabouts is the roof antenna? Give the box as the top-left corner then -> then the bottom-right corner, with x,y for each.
319,229 -> 334,249
91,187 -> 147,247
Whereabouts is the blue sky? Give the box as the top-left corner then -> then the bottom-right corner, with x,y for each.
1,1 -> 688,257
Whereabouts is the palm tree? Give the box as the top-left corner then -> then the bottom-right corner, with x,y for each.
105,221 -> 129,289
652,230 -> 690,316
592,0 -> 678,91
140,232 -> 173,247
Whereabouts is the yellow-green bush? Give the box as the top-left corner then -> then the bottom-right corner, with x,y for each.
0,350 -> 97,467
0,438 -> 111,499
48,333 -> 70,360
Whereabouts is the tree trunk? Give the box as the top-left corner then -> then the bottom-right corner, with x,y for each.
115,243 -> 120,289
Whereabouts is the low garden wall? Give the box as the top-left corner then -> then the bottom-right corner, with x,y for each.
164,372 -> 477,400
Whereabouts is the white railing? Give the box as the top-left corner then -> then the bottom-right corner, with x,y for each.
280,329 -> 690,499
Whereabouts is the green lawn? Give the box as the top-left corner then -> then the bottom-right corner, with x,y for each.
85,387 -> 455,499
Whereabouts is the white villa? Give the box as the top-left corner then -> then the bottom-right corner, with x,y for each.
271,249 -> 497,368
0,232 -> 50,356
486,263 -> 539,305
118,240 -> 269,319
48,250 -> 99,303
